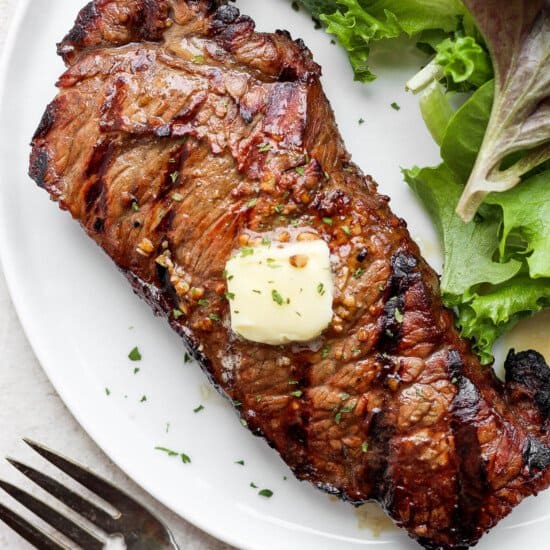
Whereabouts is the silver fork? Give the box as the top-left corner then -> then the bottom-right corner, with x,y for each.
0,439 -> 179,549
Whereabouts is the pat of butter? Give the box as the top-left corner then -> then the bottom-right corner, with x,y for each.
225,240 -> 334,345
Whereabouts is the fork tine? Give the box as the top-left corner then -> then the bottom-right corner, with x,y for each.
24,439 -> 138,514
7,458 -> 117,533
0,480 -> 104,550
0,500 -> 66,550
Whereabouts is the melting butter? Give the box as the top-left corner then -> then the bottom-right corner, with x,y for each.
225,240 -> 333,345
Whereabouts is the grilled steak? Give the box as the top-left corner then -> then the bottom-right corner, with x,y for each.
29,1 -> 550,548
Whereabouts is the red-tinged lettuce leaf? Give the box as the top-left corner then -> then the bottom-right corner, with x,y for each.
456,0 -> 550,221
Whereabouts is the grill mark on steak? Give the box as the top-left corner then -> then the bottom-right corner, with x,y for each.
29,1 -> 550,548
448,350 -> 488,545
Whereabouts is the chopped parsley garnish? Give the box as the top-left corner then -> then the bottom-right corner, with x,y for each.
105,388 -> 111,396
155,447 -> 178,457
128,347 -> 142,361
322,217 -> 333,225
225,292 -> 235,301
257,143 -> 272,153
291,1 -> 299,11
170,171 -> 179,184
198,299 -> 210,307
233,400 -> 242,407
451,377 -> 458,385
192,55 -> 205,64
240,418 -> 248,427
340,393 -> 350,401
140,395 -> 147,403
266,258 -> 281,268
241,247 -> 254,257
173,309 -> 184,319
290,390 -> 303,398
262,237 -> 271,247
274,204 -> 284,214
271,290 -> 284,305
317,283 -> 326,296
334,404 -> 355,424
321,345 -> 330,359
193,405 -> 204,413
391,102 -> 401,111
172,192 -> 183,202
295,166 -> 305,176
353,268 -> 366,279
133,367 -> 140,375
288,380 -> 299,385
184,352 -> 191,363
258,489 -> 273,498
342,225 -> 351,236
209,313 -> 221,322
247,198 -> 257,208
362,442 -> 369,453
394,309 -> 404,323
252,289 -> 262,294
235,460 -> 245,466
290,219 -> 300,227
358,118 -> 365,125
131,201 -> 140,212
180,453 -> 191,464
250,482 -> 258,489
165,423 -> 170,433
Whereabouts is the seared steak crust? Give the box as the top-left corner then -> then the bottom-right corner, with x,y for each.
29,1 -> 550,548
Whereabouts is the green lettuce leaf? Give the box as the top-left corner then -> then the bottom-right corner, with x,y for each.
307,0 -> 465,82
434,35 -> 493,89
457,278 -> 550,364
298,0 -> 338,19
404,163 -> 550,365
485,171 -> 550,279
440,79 -> 494,180
403,164 -> 521,298
418,81 -> 454,145
456,0 -> 550,221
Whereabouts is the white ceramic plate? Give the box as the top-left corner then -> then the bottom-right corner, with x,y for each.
1,1 -> 549,549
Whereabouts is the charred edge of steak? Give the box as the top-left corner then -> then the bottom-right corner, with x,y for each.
378,251 -> 419,352
505,349 -> 550,420
448,350 -> 489,547
29,147 -> 50,190
523,436 -> 550,472
33,100 -> 60,141
123,267 -> 215,380
416,540 -> 470,550
57,0 -> 171,63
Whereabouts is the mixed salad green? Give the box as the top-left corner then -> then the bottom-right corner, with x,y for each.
298,0 -> 550,364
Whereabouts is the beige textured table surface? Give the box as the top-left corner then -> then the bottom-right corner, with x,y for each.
0,2 -> 231,548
